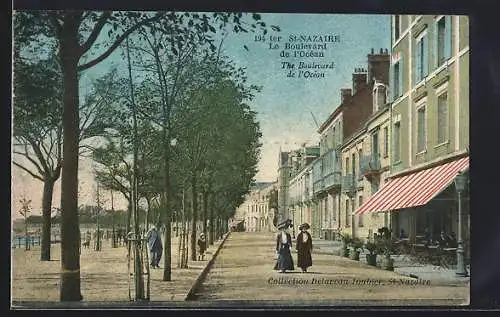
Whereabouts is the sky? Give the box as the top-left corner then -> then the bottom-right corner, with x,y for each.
11,13 -> 390,219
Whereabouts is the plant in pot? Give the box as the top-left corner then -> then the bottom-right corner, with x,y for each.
376,236 -> 397,271
340,233 -> 352,257
364,241 -> 378,266
349,237 -> 364,261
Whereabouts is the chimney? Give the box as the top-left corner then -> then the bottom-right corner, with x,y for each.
341,88 -> 352,104
352,68 -> 368,95
367,48 -> 390,85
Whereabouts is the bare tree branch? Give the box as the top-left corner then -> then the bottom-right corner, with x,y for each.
12,161 -> 44,182
80,11 -> 112,55
77,13 -> 163,71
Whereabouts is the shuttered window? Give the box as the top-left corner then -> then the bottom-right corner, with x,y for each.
383,126 -> 389,157
417,106 -> 426,153
414,32 -> 428,84
394,121 -> 401,162
345,200 -> 350,227
437,92 -> 448,143
435,16 -> 452,68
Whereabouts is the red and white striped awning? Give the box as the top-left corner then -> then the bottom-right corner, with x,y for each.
356,156 -> 469,215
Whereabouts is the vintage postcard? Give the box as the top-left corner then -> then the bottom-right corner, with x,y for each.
11,11 -> 470,308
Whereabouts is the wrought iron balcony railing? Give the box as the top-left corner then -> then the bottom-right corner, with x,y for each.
359,154 -> 382,177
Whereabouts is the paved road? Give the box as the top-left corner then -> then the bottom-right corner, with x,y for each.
193,232 -> 469,306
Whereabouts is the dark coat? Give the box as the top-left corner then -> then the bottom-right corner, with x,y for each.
197,237 -> 207,253
274,232 -> 294,271
147,229 -> 162,252
296,231 -> 312,268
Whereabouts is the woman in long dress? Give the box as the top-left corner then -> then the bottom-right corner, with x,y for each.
274,225 -> 294,273
296,223 -> 312,272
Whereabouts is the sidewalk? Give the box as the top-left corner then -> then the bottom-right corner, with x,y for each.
311,238 -> 470,285
11,232 -> 230,306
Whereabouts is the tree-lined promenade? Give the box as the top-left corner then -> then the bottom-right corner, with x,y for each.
12,230 -> 227,302
13,10 -> 280,301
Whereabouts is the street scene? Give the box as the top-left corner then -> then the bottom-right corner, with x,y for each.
11,11 -> 469,308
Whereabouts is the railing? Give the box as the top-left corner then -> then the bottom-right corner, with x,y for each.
360,154 -> 382,176
312,149 -> 341,194
341,174 -> 355,193
324,171 -> 342,189
313,179 -> 324,194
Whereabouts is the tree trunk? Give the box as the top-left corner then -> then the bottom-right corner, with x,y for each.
41,178 -> 56,261
162,137 -> 172,281
209,194 -> 215,245
202,191 -> 208,239
59,15 -> 82,301
190,177 -> 198,261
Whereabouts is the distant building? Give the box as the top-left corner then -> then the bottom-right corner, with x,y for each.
236,182 -> 277,232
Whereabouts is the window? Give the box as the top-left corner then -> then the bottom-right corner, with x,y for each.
394,15 -> 400,41
332,127 -> 336,148
437,92 -> 448,143
371,179 -> 379,194
345,200 -> 350,227
372,131 -> 379,157
414,32 -> 429,83
358,196 -> 364,227
393,62 -> 400,98
393,121 -> 401,162
435,16 -> 452,68
345,157 -> 350,174
391,56 -> 404,101
417,105 -> 427,153
352,153 -> 356,181
373,84 -> 387,112
383,126 -> 389,157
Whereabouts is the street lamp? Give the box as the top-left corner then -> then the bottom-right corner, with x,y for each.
454,172 -> 468,277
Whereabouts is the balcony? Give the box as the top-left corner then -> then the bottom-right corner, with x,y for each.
359,154 -> 382,180
341,174 -> 356,196
313,179 -> 324,194
323,171 -> 342,190
312,149 -> 341,195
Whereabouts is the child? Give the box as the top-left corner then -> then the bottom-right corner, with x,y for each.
197,233 -> 207,261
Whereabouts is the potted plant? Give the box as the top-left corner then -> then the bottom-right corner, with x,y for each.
364,241 -> 378,266
349,237 -> 364,261
340,233 -> 352,257
376,236 -> 397,271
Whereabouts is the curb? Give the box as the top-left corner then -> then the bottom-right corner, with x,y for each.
185,231 -> 231,301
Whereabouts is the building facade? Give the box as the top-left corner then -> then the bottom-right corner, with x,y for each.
356,15 -> 469,260
287,146 -> 320,237
338,49 -> 391,240
237,182 -> 277,232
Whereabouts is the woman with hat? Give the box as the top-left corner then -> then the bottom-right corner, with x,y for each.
273,220 -> 294,273
296,223 -> 312,273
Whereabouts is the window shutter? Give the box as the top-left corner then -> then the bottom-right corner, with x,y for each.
413,42 -> 418,84
423,34 -> 429,77
388,62 -> 394,102
398,56 -> 404,97
416,39 -> 422,82
445,16 -> 452,60
433,20 -> 439,69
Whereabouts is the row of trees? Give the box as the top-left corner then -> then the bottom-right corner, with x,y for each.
13,10 -> 279,301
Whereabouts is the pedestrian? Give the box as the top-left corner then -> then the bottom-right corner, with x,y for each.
273,220 -> 294,273
296,223 -> 312,273
146,225 -> 163,268
82,231 -> 91,249
197,233 -> 207,261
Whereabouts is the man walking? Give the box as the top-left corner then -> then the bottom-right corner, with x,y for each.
146,225 -> 163,269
